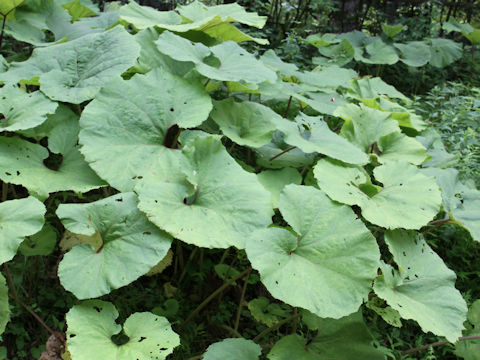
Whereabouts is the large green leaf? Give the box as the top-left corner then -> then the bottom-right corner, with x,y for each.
260,50 -> 298,77
267,335 -> 318,360
0,106 -> 105,199
134,27 -> 193,76
136,136 -> 273,249
314,160 -> 442,229
422,167 -> 480,241
155,31 -> 276,84
61,0 -> 97,21
277,113 -> 369,165
376,132 -> 428,165
394,41 -> 431,67
381,23 -> 405,38
203,338 -> 262,360
66,300 -> 180,360
79,68 -> 212,192
57,193 -> 172,299
0,85 -> 57,132
315,39 -> 355,67
359,39 -> 399,65
257,168 -> 302,208
177,0 -> 267,44
0,26 -> 140,103
337,103 -> 400,151
19,224 -> 57,257
456,300 -> 480,360
373,230 -> 467,342
269,314 -> 385,360
51,11 -> 119,42
246,184 -> 380,318
301,310 -> 387,360
428,38 -> 462,68
0,197 -> 45,264
0,274 -> 8,336
256,138 -> 315,169
4,0 -> 70,46
348,77 -> 409,102
120,0 -> 267,44
0,0 -> 25,16
210,99 -> 279,148
119,0 -> 181,29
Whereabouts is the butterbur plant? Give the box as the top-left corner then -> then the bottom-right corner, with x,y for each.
0,1 -> 479,359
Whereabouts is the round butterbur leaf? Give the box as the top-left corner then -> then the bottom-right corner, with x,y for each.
210,98 -> 279,148
136,136 -> 273,249
57,193 -> 172,299
374,230 -> 467,342
314,159 -> 442,229
246,184 -> 380,318
0,197 -> 46,264
79,68 -> 212,192
66,300 -> 180,360
0,27 -> 140,104
203,338 -> 261,360
0,85 -> 57,132
277,113 -> 369,165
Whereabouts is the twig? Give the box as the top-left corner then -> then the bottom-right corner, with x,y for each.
402,335 -> 480,355
253,313 -> 302,342
180,267 -> 252,330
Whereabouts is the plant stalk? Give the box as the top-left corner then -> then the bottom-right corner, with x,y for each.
253,313 -> 302,342
402,335 -> 480,354
180,267 -> 252,330
234,268 -> 251,332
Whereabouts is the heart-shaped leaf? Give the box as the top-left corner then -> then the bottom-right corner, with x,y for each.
57,193 -> 172,299
66,300 -> 180,360
0,197 -> 45,264
246,184 -> 380,318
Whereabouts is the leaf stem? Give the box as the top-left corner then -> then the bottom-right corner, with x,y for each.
234,268 -> 251,332
269,146 -> 297,161
180,267 -> 252,330
284,96 -> 293,118
253,312 -> 302,342
402,335 -> 480,354
178,247 -> 198,286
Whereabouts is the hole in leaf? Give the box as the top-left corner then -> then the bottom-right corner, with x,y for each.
93,306 -> 102,312
138,336 -> 147,343
43,152 -> 63,171
111,332 -> 130,346
69,334 -> 76,338
163,124 -> 180,149
143,231 -> 151,235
